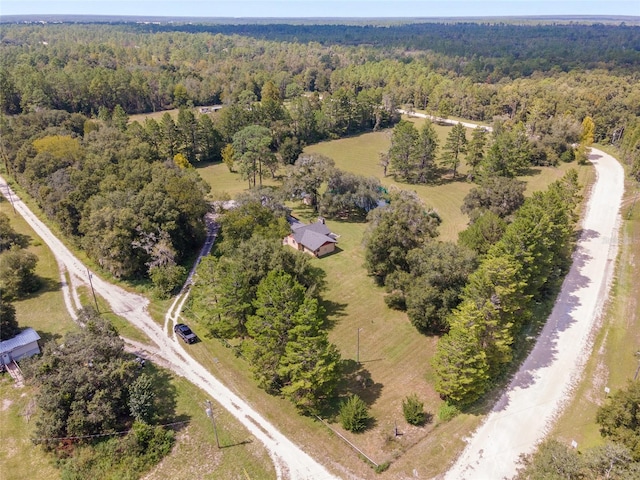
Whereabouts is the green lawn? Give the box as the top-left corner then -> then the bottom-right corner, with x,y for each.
195,120 -> 595,477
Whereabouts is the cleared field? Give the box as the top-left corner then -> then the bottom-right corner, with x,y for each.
128,105 -> 222,124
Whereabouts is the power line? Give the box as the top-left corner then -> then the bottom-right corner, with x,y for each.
31,420 -> 190,442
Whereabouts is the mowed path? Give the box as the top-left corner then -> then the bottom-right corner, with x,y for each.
445,148 -> 624,479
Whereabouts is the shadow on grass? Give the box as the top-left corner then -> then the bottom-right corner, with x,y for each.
319,298 -> 347,330
25,276 -> 63,299
520,167 -> 543,177
322,359 -> 383,421
37,330 -> 63,345
219,439 -> 253,449
146,365 -> 188,426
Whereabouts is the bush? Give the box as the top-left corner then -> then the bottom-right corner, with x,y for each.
0,247 -> 39,299
438,402 -> 460,422
402,394 -> 426,426
339,395 -> 371,433
149,264 -> 187,298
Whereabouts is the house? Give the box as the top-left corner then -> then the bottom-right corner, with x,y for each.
0,328 -> 41,366
284,217 -> 338,257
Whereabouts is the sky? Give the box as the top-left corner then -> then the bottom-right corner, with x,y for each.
1,1 -> 638,18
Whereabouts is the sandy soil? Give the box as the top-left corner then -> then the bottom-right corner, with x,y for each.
0,175 -> 339,480
444,148 -> 625,479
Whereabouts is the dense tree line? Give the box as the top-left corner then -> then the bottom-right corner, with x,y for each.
146,22 -> 640,77
433,171 -> 581,405
1,23 -> 638,145
1,109 -> 210,285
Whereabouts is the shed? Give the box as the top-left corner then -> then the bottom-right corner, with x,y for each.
0,328 -> 41,365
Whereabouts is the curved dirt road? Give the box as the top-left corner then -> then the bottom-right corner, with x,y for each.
0,175 -> 339,480
445,148 -> 624,479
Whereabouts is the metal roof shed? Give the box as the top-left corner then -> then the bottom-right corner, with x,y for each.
0,328 -> 41,365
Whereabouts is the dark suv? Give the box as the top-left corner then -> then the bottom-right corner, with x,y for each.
174,323 -> 197,344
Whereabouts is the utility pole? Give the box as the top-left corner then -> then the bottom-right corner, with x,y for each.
205,399 -> 221,448
356,328 -> 363,364
87,268 -> 99,313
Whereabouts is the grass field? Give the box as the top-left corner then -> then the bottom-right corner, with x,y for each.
128,105 -> 219,124
194,120 -> 595,477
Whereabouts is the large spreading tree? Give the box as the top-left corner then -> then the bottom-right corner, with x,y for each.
364,190 -> 441,283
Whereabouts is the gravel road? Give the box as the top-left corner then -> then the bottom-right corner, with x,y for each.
0,175 -> 339,480
444,148 -> 624,479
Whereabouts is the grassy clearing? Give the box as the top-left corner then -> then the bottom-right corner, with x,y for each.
128,106 -> 222,124
195,121 -> 594,477
550,177 -> 640,450
142,370 -> 276,480
194,161 -> 281,201
0,377 -> 61,480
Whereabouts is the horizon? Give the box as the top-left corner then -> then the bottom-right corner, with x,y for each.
2,1 -> 638,19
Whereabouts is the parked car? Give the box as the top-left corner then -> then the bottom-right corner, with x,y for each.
174,323 -> 197,344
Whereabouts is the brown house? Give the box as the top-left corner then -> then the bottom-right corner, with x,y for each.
284,217 -> 338,257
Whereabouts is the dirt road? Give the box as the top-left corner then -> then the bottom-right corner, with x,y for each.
0,175 -> 339,480
444,148 -> 625,479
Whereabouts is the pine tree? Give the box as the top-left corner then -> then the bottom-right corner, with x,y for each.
246,270 -> 305,392
388,120 -> 419,181
433,326 -> 489,406
278,298 -> 341,414
414,120 -> 439,183
440,123 -> 468,178
466,127 -> 488,179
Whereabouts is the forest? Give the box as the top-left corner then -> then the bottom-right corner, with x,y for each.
1,18 -> 640,478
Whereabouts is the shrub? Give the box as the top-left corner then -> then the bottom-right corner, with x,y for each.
339,395 -> 371,433
438,402 -> 460,422
402,394 -> 426,426
149,264 -> 186,298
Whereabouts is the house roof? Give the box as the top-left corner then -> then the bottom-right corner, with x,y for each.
289,219 -> 337,252
293,228 -> 337,251
0,328 -> 41,354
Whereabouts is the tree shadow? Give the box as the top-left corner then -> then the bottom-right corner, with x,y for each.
18,276 -> 63,301
338,359 -> 383,406
37,330 -> 63,346
146,364 -> 187,426
319,298 -> 347,330
519,167 -> 542,177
